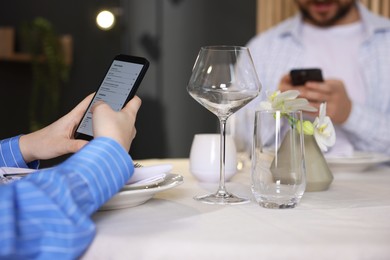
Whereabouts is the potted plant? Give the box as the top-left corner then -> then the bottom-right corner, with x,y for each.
20,17 -> 70,131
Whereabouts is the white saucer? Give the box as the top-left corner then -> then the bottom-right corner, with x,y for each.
99,173 -> 183,211
326,151 -> 390,172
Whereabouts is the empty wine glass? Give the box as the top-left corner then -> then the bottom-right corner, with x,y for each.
187,46 -> 261,204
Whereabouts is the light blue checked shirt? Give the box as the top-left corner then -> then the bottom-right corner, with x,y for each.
241,3 -> 390,155
0,136 -> 134,259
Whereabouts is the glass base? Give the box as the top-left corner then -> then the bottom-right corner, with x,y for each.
255,196 -> 301,209
194,190 -> 249,205
252,190 -> 303,209
258,201 -> 297,209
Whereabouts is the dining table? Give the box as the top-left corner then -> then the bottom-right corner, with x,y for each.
82,158 -> 390,260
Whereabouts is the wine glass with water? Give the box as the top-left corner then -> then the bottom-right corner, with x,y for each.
187,46 -> 261,204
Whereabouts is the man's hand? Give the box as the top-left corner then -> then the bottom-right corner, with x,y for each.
279,74 -> 352,124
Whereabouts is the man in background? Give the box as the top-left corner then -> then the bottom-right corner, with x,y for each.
238,0 -> 390,156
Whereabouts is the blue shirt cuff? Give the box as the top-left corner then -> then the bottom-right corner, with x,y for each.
0,135 -> 39,169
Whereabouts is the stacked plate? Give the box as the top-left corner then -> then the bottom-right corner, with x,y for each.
100,164 -> 183,210
325,151 -> 390,172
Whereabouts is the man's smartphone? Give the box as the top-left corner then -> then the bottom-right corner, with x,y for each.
290,68 -> 323,86
74,54 -> 149,140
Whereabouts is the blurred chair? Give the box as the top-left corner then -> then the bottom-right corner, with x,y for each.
256,0 -> 390,33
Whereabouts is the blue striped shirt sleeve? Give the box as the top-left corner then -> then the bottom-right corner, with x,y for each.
0,135 -> 39,169
0,137 -> 134,259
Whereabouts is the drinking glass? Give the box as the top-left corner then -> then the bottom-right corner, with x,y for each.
187,46 -> 261,204
251,110 -> 306,209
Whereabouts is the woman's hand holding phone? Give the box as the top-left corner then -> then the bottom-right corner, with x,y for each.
91,96 -> 141,152
19,94 -> 94,163
19,93 -> 142,163
74,54 -> 149,141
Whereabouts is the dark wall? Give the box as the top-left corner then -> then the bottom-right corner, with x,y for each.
125,0 -> 257,158
0,0 -> 256,165
0,0 -> 123,132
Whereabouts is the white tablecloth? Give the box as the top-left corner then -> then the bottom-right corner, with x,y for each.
82,159 -> 390,260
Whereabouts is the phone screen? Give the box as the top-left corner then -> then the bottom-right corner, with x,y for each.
75,55 -> 148,139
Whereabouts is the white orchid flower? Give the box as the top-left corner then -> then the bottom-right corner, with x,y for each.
260,91 -> 336,152
313,103 -> 336,152
260,90 -> 317,112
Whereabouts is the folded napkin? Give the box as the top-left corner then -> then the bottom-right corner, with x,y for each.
126,163 -> 173,187
0,167 -> 37,184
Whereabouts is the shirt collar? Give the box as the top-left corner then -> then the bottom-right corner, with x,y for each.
357,2 -> 390,39
277,2 -> 390,42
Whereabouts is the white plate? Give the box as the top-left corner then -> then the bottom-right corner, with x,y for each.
326,151 -> 390,172
126,174 -> 166,188
99,173 -> 183,211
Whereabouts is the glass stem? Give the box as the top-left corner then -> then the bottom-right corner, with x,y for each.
218,118 -> 228,195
